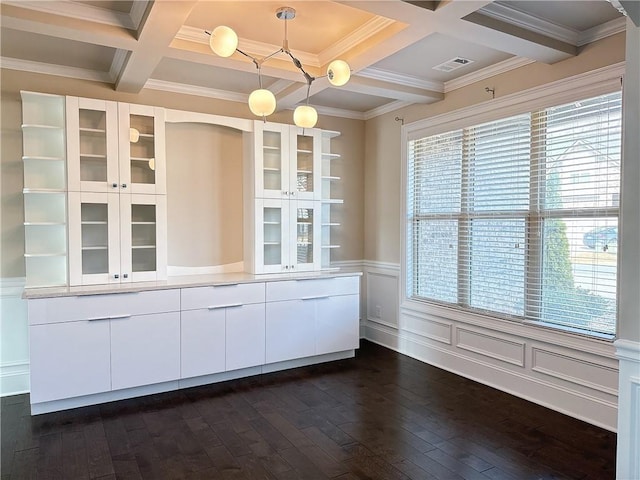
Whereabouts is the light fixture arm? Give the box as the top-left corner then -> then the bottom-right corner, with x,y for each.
206,6 -> 350,127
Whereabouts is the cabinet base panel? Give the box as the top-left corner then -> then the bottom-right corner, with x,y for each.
30,349 -> 356,415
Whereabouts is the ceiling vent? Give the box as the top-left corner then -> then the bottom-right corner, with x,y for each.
433,57 -> 474,72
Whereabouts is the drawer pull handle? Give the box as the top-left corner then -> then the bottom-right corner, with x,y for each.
207,303 -> 243,310
87,314 -> 131,322
301,295 -> 330,301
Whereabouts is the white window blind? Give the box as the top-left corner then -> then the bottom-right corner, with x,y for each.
407,91 -> 621,336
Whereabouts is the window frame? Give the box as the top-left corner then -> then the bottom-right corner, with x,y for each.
401,67 -> 624,340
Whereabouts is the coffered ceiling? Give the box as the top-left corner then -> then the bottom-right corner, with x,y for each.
0,0 -> 630,120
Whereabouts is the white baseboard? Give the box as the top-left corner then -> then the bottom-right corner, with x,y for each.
1,277 -> 29,397
361,260 -> 619,431
615,339 -> 640,479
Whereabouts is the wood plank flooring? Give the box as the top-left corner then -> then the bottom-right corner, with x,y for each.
1,341 -> 616,479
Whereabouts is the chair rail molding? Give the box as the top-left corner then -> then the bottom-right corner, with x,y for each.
614,338 -> 640,480
0,277 -> 29,396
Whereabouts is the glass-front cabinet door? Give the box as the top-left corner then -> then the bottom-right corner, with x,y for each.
290,128 -> 321,200
119,194 -> 167,282
254,122 -> 290,199
118,104 -> 166,195
68,192 -> 120,286
255,199 -> 289,274
291,200 -> 321,271
66,97 -> 118,193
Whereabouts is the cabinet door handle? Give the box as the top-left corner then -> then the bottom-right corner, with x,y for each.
123,273 -> 128,279
121,183 -> 127,189
112,183 -> 118,189
109,314 -> 132,320
207,303 -> 243,310
301,295 -> 330,301
87,316 -> 111,322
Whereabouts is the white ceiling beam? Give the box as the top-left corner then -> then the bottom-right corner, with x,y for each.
114,1 -> 198,93
0,3 -> 137,50
341,76 -> 443,103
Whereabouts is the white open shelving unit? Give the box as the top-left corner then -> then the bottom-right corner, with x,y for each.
321,130 -> 342,269
21,91 -> 68,288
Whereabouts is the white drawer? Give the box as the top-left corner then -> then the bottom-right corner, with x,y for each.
28,289 -> 181,325
266,275 -> 360,302
181,282 -> 265,311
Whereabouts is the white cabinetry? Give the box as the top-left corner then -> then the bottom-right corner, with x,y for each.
29,319 -> 111,403
66,97 -> 167,285
265,276 -> 360,363
252,121 -> 321,200
252,198 -> 321,274
111,311 -> 180,390
28,289 -> 180,405
21,91 -> 68,287
180,283 -> 266,377
245,122 -> 325,274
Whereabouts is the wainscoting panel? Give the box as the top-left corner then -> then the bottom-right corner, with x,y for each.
363,261 -> 399,329
531,346 -> 618,396
615,339 -> 640,479
1,277 -> 29,396
456,327 -> 526,367
361,261 -> 619,431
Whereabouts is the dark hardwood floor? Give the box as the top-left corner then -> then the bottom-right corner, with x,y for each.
1,340 -> 616,480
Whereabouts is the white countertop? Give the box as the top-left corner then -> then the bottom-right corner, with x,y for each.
23,269 -> 363,299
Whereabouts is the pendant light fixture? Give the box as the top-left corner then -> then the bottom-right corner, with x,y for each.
206,6 -> 351,127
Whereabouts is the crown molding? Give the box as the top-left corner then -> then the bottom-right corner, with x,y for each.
0,56 -> 113,83
312,105 -> 365,121
578,17 -> 627,46
144,79 -> 248,103
317,16 -> 397,66
479,3 -> 579,45
444,57 -> 535,93
364,100 -> 412,120
109,49 -> 128,83
176,26 -> 319,67
129,0 -> 149,30
358,67 -> 444,93
2,0 -> 136,29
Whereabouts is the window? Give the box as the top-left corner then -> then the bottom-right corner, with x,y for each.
406,92 -> 621,336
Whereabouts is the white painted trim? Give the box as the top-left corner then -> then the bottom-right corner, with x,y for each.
166,262 -> 245,276
615,339 -> 640,479
164,108 -> 253,132
0,57 -> 112,83
1,277 -> 29,397
362,260 -> 401,272
317,16 -> 396,65
129,0 -> 149,30
144,78 -> 248,103
109,49 -> 128,83
313,105 -> 365,121
407,62 -> 625,138
0,277 -> 26,297
479,3 -> 579,45
358,67 -> 444,93
578,18 -> 627,47
364,101 -> 413,121
366,321 -> 618,430
444,57 -> 535,93
2,1 -> 136,29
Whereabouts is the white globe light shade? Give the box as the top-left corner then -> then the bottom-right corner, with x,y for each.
148,158 -> 155,171
129,127 -> 140,143
327,59 -> 351,86
293,105 -> 318,128
209,26 -> 238,58
248,89 -> 277,117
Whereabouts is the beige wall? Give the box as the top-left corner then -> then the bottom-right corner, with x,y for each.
0,69 -> 365,277
363,32 -> 626,264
